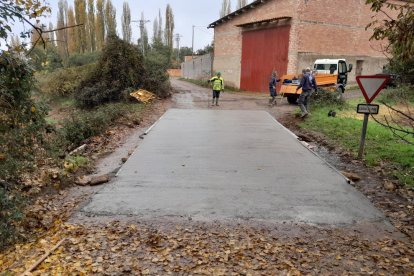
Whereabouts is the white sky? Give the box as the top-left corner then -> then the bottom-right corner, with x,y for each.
6,0 -> 250,51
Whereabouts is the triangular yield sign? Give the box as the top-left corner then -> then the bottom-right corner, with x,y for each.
356,76 -> 388,103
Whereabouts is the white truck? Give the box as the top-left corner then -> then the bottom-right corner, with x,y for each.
281,59 -> 353,104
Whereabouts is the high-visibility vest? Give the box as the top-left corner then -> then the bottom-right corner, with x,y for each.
210,76 -> 224,91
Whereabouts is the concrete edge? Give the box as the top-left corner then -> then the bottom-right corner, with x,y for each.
115,110 -> 170,177
266,112 -> 352,185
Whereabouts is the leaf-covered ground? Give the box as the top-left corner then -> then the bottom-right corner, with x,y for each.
1,219 -> 413,275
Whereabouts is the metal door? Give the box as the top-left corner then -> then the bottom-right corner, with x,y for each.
240,25 -> 290,92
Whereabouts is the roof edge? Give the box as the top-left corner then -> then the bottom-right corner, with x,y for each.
208,0 -> 270,29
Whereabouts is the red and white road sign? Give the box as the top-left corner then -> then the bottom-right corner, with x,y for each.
356,76 -> 388,103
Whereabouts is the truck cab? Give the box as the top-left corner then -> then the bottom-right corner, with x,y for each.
313,59 -> 353,93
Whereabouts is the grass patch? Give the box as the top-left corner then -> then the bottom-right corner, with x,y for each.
300,102 -> 414,186
64,155 -> 90,173
179,78 -> 241,92
376,85 -> 414,105
59,102 -> 146,148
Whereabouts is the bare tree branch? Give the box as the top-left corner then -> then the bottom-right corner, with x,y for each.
42,24 -> 83,34
379,100 -> 414,121
370,114 -> 414,145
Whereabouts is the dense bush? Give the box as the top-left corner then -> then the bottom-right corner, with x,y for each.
311,88 -> 346,107
36,63 -> 96,97
144,48 -> 171,98
28,46 -> 63,72
60,103 -> 131,147
0,51 -> 48,181
67,52 -> 101,67
0,51 -> 47,248
76,35 -> 146,108
377,84 -> 414,104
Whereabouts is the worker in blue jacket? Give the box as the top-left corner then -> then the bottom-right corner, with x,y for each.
296,68 -> 317,118
269,71 -> 280,106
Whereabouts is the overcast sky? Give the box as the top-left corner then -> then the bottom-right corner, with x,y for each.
35,0 -> 249,51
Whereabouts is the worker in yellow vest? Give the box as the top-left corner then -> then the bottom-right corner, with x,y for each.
208,72 -> 224,106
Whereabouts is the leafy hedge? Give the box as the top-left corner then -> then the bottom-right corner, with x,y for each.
36,63 -> 96,97
75,36 -> 146,108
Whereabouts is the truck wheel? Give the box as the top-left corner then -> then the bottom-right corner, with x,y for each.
287,95 -> 298,104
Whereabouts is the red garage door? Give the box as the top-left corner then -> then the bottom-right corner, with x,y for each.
240,25 -> 290,92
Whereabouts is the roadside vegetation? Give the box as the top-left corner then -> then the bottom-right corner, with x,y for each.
301,86 -> 414,187
0,0 -> 175,250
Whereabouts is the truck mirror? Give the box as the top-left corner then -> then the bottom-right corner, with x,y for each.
348,64 -> 353,72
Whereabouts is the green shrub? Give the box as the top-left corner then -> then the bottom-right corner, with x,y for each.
311,88 -> 346,107
28,45 -> 63,72
143,42 -> 172,98
36,63 -> 96,97
0,51 -> 48,181
377,84 -> 414,105
64,155 -> 89,173
67,52 -> 101,67
60,103 -> 127,147
76,35 -> 146,108
0,51 -> 47,249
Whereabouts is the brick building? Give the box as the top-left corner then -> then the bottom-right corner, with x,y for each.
208,0 -> 391,92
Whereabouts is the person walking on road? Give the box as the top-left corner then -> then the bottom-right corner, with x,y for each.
268,71 -> 281,106
296,68 -> 317,118
208,72 -> 224,106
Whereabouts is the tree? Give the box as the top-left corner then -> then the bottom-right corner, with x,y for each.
366,0 -> 414,79
237,0 -> 248,10
76,35 -> 145,107
9,35 -> 22,51
96,0 -> 105,50
121,2 -> 131,43
0,0 -> 51,50
179,46 -> 193,62
48,22 -> 55,45
105,0 -> 117,36
75,0 -> 88,53
164,4 -> 174,49
220,0 -> 231,17
67,6 -> 77,54
138,12 -> 149,55
88,0 -> 96,51
158,9 -> 163,43
152,16 -> 159,43
56,0 -> 68,57
366,0 -> 414,145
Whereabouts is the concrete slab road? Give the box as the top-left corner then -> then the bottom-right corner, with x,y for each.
82,109 -> 384,225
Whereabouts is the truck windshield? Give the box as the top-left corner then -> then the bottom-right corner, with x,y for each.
315,64 -> 337,71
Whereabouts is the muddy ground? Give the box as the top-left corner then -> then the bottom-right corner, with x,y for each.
0,79 -> 413,275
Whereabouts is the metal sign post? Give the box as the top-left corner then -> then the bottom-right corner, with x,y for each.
356,76 -> 388,159
358,113 -> 370,159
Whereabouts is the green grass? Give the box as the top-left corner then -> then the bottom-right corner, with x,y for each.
179,78 -> 242,92
301,103 -> 414,187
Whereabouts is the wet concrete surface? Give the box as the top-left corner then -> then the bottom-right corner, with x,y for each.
81,108 -> 385,225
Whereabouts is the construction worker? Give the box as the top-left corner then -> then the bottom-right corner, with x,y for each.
296,68 -> 317,118
208,72 -> 224,106
268,71 -> 280,106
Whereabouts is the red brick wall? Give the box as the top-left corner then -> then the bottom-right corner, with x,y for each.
212,0 -> 398,88
214,0 -> 297,87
